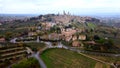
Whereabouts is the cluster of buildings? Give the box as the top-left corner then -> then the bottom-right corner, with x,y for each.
40,22 -> 56,30
60,28 -> 86,41
0,20 -> 87,48
26,21 -> 87,47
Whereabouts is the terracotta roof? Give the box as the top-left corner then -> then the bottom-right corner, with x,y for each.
0,38 -> 5,42
72,41 -> 80,47
84,41 -> 96,45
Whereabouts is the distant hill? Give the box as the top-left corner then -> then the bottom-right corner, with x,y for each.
0,14 -> 100,29
28,14 -> 100,24
0,14 -> 37,23
96,16 -> 120,28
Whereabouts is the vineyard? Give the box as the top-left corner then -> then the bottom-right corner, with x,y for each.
0,44 -> 27,67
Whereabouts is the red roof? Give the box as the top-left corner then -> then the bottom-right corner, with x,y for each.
0,38 -> 5,42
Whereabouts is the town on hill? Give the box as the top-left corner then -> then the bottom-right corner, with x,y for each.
0,12 -> 120,68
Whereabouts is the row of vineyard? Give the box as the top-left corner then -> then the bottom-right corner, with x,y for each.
0,44 -> 27,68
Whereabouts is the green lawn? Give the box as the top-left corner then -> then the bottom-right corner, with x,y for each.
41,48 -> 97,68
12,58 -> 40,68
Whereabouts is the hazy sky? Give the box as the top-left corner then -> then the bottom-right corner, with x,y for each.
0,0 -> 120,15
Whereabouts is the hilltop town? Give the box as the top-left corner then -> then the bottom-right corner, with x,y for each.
0,12 -> 120,68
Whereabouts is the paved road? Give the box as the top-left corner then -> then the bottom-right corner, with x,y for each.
10,38 -> 120,57
34,52 -> 47,68
10,38 -> 17,43
26,47 -> 47,68
37,36 -> 40,42
10,38 -> 120,68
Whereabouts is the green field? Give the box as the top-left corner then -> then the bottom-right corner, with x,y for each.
87,22 -> 96,29
41,48 -> 98,68
87,54 -> 120,63
12,57 -> 40,68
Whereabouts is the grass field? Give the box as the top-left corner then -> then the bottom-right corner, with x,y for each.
87,54 -> 120,63
95,62 -> 110,68
41,48 -> 99,68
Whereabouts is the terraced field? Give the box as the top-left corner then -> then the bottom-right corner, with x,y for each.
0,44 -> 27,68
41,48 -> 103,68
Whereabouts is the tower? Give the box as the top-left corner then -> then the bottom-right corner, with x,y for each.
63,10 -> 66,15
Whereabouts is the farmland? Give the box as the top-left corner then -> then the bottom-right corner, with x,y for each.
41,48 -> 109,68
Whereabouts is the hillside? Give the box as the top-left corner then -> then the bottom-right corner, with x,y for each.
29,14 -> 100,23
0,14 -> 100,36
41,48 -> 110,68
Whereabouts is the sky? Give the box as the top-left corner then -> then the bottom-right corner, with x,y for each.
0,0 -> 120,15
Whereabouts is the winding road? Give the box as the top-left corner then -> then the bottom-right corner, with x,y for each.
11,37 -> 119,68
26,47 -> 47,68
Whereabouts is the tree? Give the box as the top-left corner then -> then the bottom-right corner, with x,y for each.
50,25 -> 61,33
96,38 -> 106,44
104,39 -> 113,49
94,35 -> 100,40
37,31 -> 44,36
5,32 -> 13,41
56,27 -> 61,34
0,35 -> 4,38
96,38 -> 114,51
112,32 -> 118,38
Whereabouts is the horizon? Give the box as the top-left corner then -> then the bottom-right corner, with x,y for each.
0,13 -> 120,17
